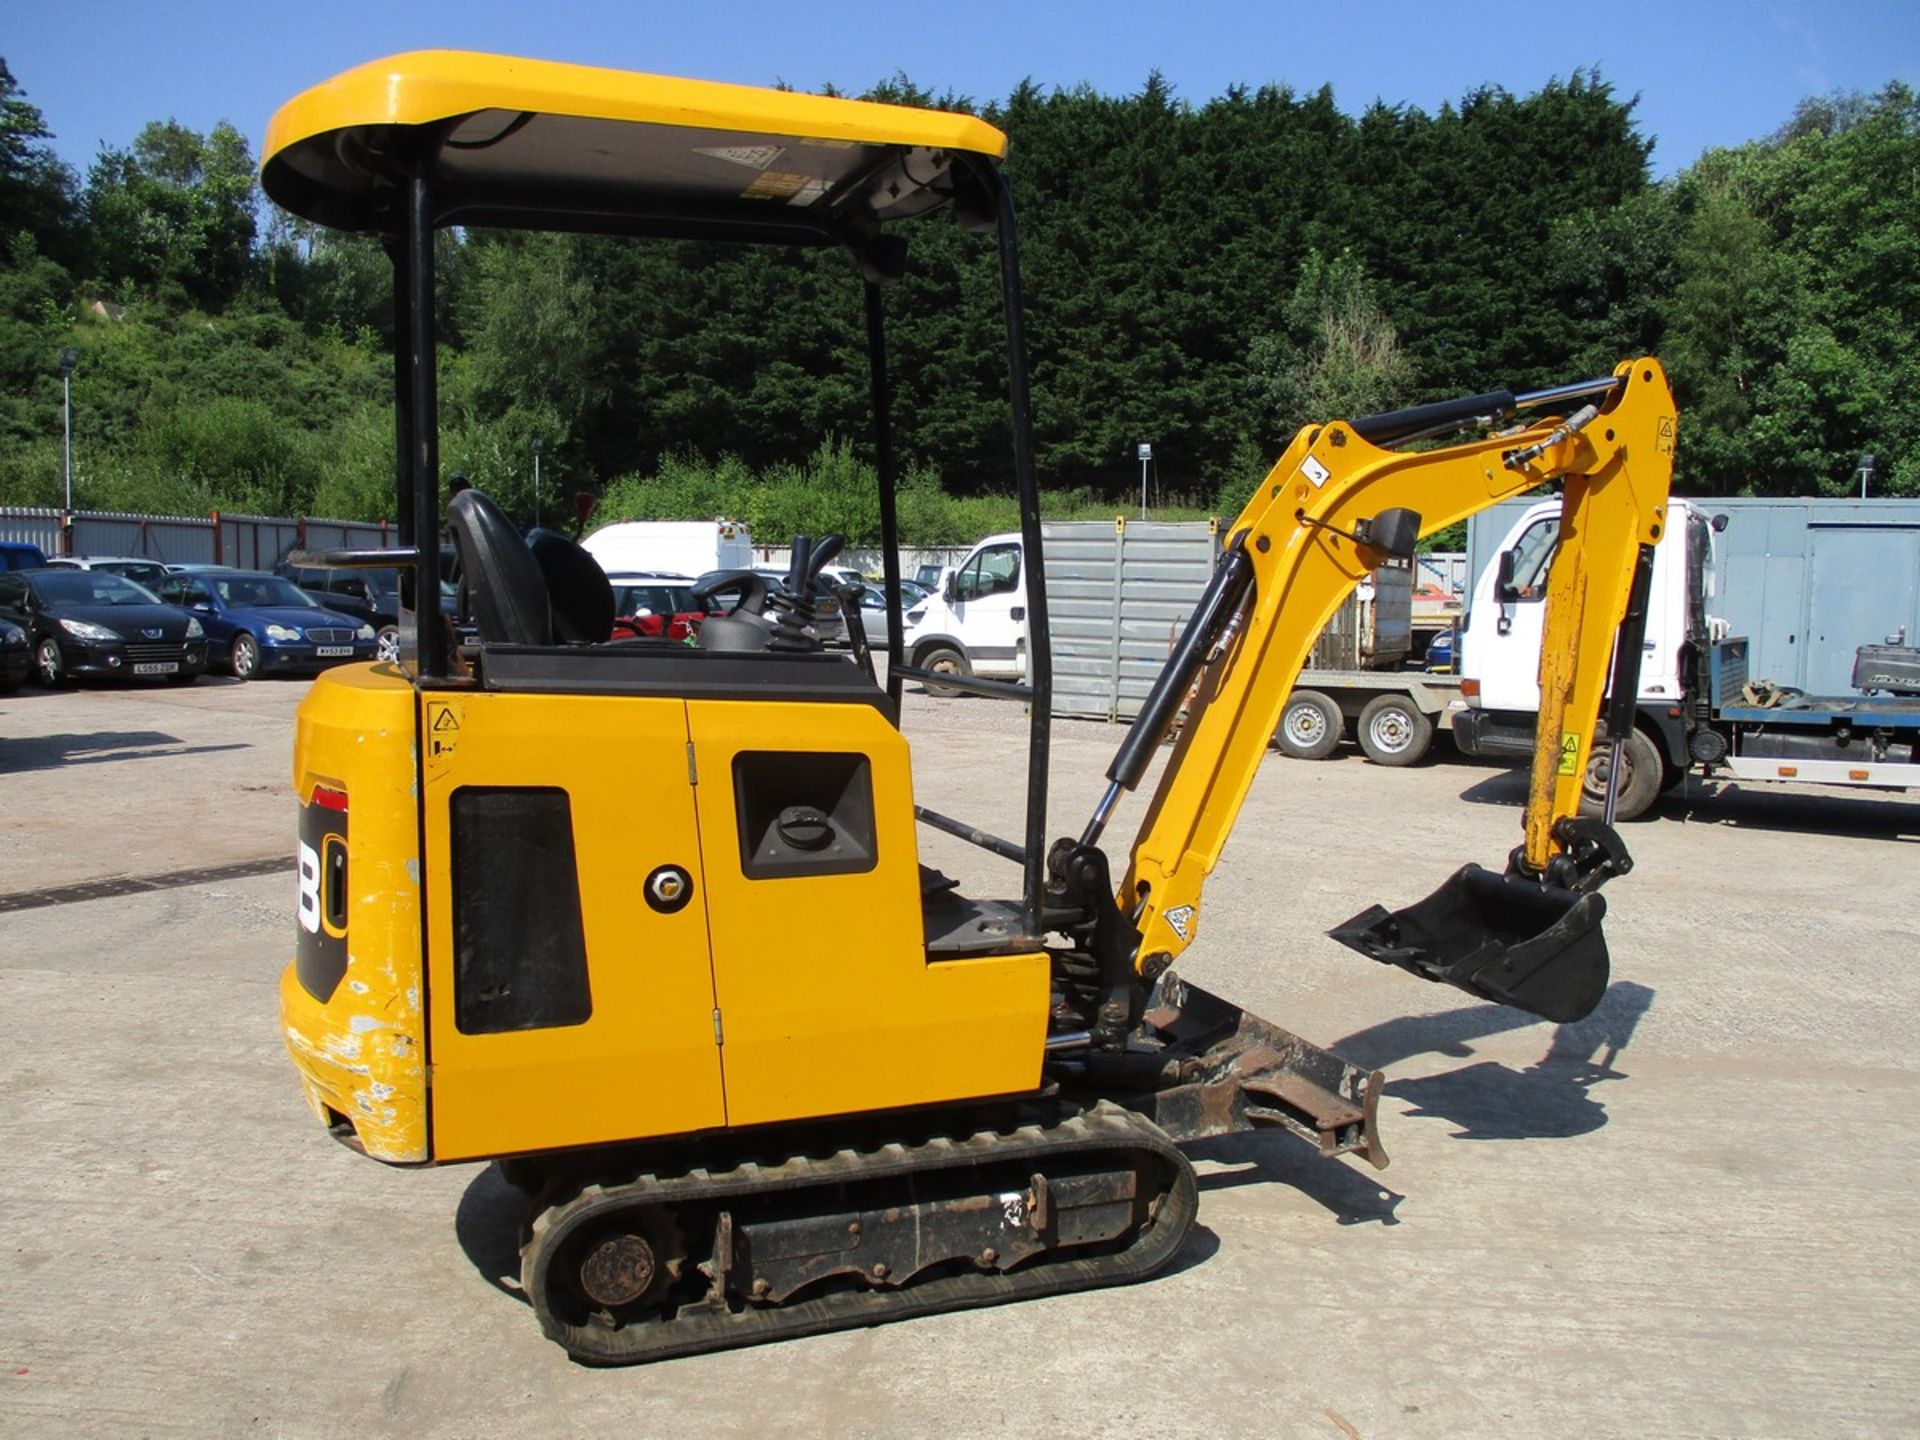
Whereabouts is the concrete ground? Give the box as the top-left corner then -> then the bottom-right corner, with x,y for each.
3,672 -> 1917,1438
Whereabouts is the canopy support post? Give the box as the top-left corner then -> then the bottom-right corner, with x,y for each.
405,164 -> 446,680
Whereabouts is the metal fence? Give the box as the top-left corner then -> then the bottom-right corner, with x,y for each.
1043,519 -> 1223,722
0,506 -> 395,570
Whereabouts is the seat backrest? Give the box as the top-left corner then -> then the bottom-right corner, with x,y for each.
447,489 -> 551,646
529,528 -> 614,644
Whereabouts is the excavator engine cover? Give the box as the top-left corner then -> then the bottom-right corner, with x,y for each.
1328,864 -> 1609,1024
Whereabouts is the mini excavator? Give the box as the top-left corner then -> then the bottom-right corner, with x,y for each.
267,52 -> 1677,1363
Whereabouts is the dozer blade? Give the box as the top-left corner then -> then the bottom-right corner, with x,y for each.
1328,863 -> 1609,1024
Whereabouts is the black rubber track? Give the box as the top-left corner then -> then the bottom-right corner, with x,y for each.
521,1099 -> 1198,1365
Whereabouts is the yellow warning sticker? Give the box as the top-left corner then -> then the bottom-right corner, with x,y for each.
1558,731 -> 1581,776
426,700 -> 461,760
1656,416 -> 1676,454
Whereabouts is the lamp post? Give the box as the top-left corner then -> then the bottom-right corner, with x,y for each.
1136,442 -> 1152,520
1857,452 -> 1877,499
57,347 -> 80,526
532,438 -> 544,528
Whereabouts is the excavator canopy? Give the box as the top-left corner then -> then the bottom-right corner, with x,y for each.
261,50 -> 1007,243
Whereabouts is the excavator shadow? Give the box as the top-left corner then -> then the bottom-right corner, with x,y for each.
454,1165 -> 535,1306
1186,1130 -> 1406,1227
1332,980 -> 1656,1143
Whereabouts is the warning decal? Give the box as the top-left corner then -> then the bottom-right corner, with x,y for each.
427,701 -> 461,759
1657,416 -> 1676,454
1557,731 -> 1581,776
1164,904 -> 1196,942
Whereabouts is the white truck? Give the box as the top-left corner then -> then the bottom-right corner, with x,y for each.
580,519 -> 752,578
900,530 -> 1028,692
1456,496 -> 1920,817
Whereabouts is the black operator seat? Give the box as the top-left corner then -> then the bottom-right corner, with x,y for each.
446,488 -> 552,646
528,528 -> 614,644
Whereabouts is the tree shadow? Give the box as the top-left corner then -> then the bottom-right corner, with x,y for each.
1332,981 -> 1657,1143
0,730 -> 248,773
1186,1130 -> 1405,1227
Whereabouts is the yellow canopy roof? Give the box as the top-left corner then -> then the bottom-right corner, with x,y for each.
262,50 -> 1007,241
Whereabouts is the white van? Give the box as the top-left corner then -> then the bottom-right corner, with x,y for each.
901,531 -> 1027,688
581,519 -> 751,578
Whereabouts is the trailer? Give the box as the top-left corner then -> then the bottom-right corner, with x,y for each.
1274,553 -> 1467,767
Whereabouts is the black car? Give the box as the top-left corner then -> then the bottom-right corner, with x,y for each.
0,568 -> 208,687
0,616 -> 30,692
275,559 -> 461,664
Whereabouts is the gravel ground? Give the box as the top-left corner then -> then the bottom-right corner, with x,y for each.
3,671 -> 1916,1438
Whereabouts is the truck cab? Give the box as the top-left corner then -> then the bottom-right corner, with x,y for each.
1463,498 -> 1709,717
902,531 -> 1028,686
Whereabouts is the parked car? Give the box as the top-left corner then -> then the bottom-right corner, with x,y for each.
606,573 -> 713,642
154,570 -> 377,680
43,555 -> 173,591
0,540 -> 50,571
912,563 -> 946,589
0,568 -> 207,686
0,617 -> 30,692
849,579 -> 931,645
163,562 -> 240,573
275,561 -> 459,664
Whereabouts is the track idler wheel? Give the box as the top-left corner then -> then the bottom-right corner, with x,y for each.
530,1196 -> 685,1333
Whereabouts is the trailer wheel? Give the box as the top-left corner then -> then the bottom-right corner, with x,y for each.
1276,690 -> 1343,760
1579,725 -> 1662,821
1357,694 -> 1434,766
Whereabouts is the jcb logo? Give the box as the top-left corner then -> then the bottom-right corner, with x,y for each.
294,796 -> 349,1002
297,840 -> 322,934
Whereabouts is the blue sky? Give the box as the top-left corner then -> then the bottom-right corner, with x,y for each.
9,1 -> 1917,180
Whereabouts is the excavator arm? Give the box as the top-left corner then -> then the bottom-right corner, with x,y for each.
1076,358 -> 1676,1026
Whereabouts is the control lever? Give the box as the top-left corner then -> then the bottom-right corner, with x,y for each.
836,579 -> 877,683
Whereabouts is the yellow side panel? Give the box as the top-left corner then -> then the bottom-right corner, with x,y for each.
421,689 -> 726,1161
280,663 -> 427,1163
687,700 -> 1047,1126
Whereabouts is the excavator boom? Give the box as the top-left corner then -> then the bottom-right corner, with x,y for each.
1097,359 -> 1676,1021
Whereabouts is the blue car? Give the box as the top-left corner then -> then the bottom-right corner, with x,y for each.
155,569 -> 377,680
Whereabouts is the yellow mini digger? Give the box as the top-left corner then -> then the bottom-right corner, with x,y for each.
266,52 -> 1677,1364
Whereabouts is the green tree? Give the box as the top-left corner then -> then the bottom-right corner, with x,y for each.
0,58 -> 77,264
84,119 -> 258,308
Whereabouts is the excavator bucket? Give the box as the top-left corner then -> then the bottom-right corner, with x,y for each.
1328,864 -> 1609,1024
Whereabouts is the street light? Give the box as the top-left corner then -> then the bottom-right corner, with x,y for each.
57,347 -> 80,523
532,438 -> 544,528
1857,452 -> 1877,499
1136,442 -> 1152,520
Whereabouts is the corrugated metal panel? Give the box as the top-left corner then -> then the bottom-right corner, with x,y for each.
1042,519 -> 1220,721
0,506 -> 402,570
0,508 -> 62,553
70,513 -> 213,565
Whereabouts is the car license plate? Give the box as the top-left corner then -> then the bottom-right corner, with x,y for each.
314,646 -> 353,657
133,661 -> 178,675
